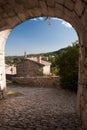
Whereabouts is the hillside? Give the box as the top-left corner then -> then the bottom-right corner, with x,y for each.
5,46 -> 69,65
28,40 -> 79,57
5,39 -> 79,65
27,47 -> 68,57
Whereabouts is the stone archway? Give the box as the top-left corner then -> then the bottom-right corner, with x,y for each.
0,0 -> 87,128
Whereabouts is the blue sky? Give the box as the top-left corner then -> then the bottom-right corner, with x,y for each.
5,17 -> 78,56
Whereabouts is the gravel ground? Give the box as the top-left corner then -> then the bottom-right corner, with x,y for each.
0,85 -> 82,130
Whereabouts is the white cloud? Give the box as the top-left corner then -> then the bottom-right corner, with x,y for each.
38,17 -> 44,20
51,17 -> 72,28
61,21 -> 72,28
30,17 -> 45,21
51,17 -> 63,21
30,18 -> 37,21
30,17 -> 72,28
51,17 -> 59,20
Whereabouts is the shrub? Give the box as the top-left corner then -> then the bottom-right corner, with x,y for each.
57,43 -> 79,92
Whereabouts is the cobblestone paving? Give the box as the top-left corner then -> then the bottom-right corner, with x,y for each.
0,85 -> 82,130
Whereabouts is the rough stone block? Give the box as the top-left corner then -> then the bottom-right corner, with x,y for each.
70,12 -> 84,33
15,0 -> 24,4
39,1 -> 48,15
84,7 -> 87,23
85,47 -> 87,58
2,13 -> 8,18
15,0 -> 38,8
0,6 -> 4,13
18,13 -> 26,22
84,90 -> 87,103
25,0 -> 38,9
7,16 -> 21,28
26,8 -> 42,19
74,0 -> 84,16
48,7 -> 55,17
8,11 -> 15,17
14,4 -> 24,13
55,2 -> 63,10
65,0 -> 74,11
47,0 -> 55,7
0,20 -> 8,30
0,0 -> 5,4
80,96 -> 85,110
28,8 -> 42,18
0,29 -> 11,39
72,0 -> 76,2
2,4 -> 13,13
82,106 -> 87,129
7,0 -> 15,8
63,7 -> 73,24
55,0 -> 64,5
54,4 -> 64,18
81,15 -> 87,27
55,3 -> 64,14
39,1 -> 47,9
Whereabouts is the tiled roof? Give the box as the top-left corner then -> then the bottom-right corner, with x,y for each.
5,64 -> 10,69
26,57 -> 51,66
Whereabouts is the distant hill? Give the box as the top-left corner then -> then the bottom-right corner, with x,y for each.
27,40 -> 79,57
5,41 -> 79,65
49,47 -> 68,55
27,47 -> 68,57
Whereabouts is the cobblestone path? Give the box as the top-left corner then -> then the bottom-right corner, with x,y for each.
0,85 -> 82,130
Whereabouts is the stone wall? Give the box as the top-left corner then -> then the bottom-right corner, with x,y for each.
77,57 -> 87,129
77,83 -> 87,129
0,0 -> 87,129
17,59 -> 43,77
12,76 -> 60,87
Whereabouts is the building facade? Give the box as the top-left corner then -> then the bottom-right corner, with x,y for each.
17,57 -> 51,77
5,64 -> 16,75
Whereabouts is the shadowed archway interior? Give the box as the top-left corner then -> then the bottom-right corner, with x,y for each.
0,0 -> 87,129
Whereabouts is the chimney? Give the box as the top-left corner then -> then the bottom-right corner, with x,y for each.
37,56 -> 41,63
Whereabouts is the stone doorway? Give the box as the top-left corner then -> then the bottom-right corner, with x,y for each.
0,0 -> 87,129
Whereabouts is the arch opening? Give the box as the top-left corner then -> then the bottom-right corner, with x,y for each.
0,0 -> 87,128
5,17 -> 79,90
3,16 -> 82,130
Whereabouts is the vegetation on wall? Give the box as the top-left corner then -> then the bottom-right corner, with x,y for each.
30,40 -> 79,92
51,40 -> 79,91
5,56 -> 24,66
38,68 -> 43,76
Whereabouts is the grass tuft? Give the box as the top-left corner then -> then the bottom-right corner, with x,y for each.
7,91 -> 23,97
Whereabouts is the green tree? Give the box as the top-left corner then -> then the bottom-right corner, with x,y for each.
57,43 -> 79,91
49,56 -> 59,75
5,56 -> 24,66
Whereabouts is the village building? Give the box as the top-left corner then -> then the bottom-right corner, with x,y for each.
5,64 -> 16,75
0,1 -> 87,128
17,57 -> 51,77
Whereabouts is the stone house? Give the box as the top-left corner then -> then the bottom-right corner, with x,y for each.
17,57 -> 51,77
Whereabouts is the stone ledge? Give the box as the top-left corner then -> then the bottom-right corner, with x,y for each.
12,76 -> 60,87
